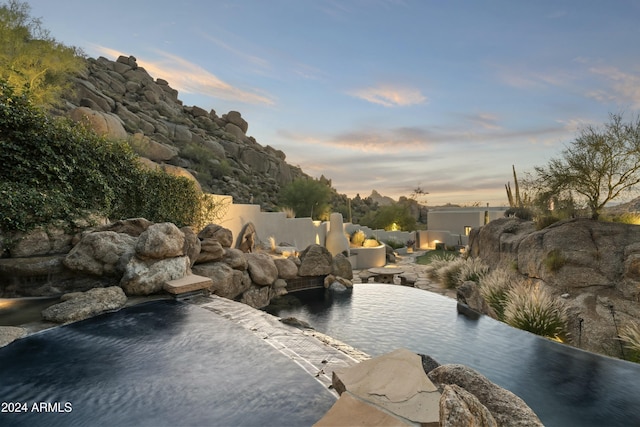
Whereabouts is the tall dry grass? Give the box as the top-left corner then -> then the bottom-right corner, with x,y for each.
619,322 -> 640,362
479,268 -> 523,321
503,283 -> 568,340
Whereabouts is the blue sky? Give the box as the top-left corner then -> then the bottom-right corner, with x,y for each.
27,0 -> 640,206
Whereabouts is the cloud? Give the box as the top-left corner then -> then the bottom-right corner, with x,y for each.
588,66 -> 640,109
93,45 -> 275,105
497,64 -> 573,90
348,84 -> 427,107
461,113 -> 503,131
199,32 -> 271,70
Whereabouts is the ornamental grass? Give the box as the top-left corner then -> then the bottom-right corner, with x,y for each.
504,283 -> 568,341
619,323 -> 640,362
479,268 -> 523,321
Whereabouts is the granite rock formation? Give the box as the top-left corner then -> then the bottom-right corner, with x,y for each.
469,217 -> 640,358
53,55 -> 308,211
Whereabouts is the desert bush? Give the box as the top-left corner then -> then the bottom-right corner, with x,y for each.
424,253 -> 459,281
384,238 -> 405,249
0,79 -> 204,232
363,238 -> 381,248
437,258 -> 468,289
536,215 -> 561,230
456,257 -> 489,284
504,207 -> 534,220
504,283 -> 568,340
350,230 -> 366,246
281,207 -> 296,218
480,269 -> 522,321
544,249 -> 567,272
619,322 -> 640,363
601,212 -> 640,225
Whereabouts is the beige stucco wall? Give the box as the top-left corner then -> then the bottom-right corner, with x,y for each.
417,207 -> 507,249
208,195 -> 327,250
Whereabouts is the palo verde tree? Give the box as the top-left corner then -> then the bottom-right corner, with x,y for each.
532,113 -> 640,220
279,177 -> 332,220
0,0 -> 85,107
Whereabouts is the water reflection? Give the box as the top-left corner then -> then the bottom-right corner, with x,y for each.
268,283 -> 640,427
0,300 -> 336,427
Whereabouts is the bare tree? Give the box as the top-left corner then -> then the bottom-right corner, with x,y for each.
533,113 -> 640,220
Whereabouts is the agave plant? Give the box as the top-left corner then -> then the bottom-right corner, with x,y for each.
504,283 -> 568,340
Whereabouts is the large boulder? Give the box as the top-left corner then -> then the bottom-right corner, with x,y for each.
64,231 -> 137,276
240,284 -> 271,308
428,364 -> 543,426
468,217 -> 536,268
69,107 -> 128,140
135,222 -> 185,259
198,224 -> 233,248
332,253 -> 353,280
273,257 -> 298,280
298,244 -> 333,276
41,286 -> 127,324
192,262 -> 251,299
245,253 -> 278,286
120,256 -> 189,295
0,326 -> 26,348
222,248 -> 248,270
457,281 -> 496,318
128,132 -> 179,161
9,226 -> 73,257
180,226 -> 201,267
224,111 -> 248,133
97,218 -> 153,237
439,384 -> 497,427
196,239 -> 225,264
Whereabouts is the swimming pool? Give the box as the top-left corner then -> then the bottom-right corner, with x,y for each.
268,283 -> 640,427
0,300 -> 336,427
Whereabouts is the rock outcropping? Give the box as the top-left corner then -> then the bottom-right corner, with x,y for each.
469,217 -> 640,358
56,55 -> 307,210
1,218 -> 353,314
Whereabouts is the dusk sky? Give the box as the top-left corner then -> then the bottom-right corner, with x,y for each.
27,0 -> 640,206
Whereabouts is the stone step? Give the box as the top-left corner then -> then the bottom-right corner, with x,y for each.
164,275 -> 212,296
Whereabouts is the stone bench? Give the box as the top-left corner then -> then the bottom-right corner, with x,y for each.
399,273 -> 417,286
164,274 -> 212,298
358,270 -> 378,283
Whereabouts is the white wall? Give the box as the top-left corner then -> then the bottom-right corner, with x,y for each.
208,194 -> 416,255
418,207 -> 508,249
210,194 -> 327,250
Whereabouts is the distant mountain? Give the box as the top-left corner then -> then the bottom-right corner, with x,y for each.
368,190 -> 396,206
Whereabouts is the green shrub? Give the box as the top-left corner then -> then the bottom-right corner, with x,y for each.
619,322 -> 640,363
544,249 -> 567,272
384,238 -> 405,249
0,79 -> 204,232
504,283 -> 568,340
